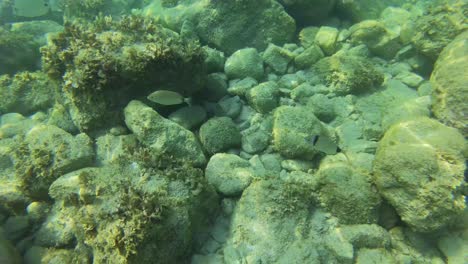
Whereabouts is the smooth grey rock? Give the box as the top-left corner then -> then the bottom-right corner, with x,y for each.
205,153 -> 253,196
124,100 -> 206,166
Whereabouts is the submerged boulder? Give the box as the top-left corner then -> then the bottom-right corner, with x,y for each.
124,100 -> 206,167
373,118 -> 466,232
144,0 -> 296,54
430,30 -> 468,137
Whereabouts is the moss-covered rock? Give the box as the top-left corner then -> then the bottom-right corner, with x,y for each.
41,15 -> 206,132
262,44 -> 295,74
316,157 -> 381,224
0,25 -> 40,74
205,153 -> 254,196
410,0 -> 467,61
246,81 -> 280,114
224,48 -> 264,81
373,118 -> 466,232
349,20 -> 401,59
13,124 -> 95,200
199,117 -> 241,155
124,100 -> 206,167
0,71 -> 56,115
47,160 -> 218,264
144,0 -> 295,54
430,30 -> 468,137
272,106 -> 330,159
313,54 -> 384,95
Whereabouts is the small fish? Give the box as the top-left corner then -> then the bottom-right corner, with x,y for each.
13,0 -> 50,18
147,90 -> 190,106
310,134 -> 340,155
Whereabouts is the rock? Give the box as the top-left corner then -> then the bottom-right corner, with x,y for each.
0,20 -> 62,75
340,224 -> 391,249
373,118 -> 466,232
26,202 -> 50,223
298,26 -> 320,48
410,0 -> 467,60
168,105 -> 207,130
389,227 -> 445,263
277,0 -> 336,25
262,44 -> 295,74
395,71 -> 424,88
294,44 -> 325,69
281,159 -> 314,172
241,124 -> 271,154
349,20 -> 401,59
145,0 -> 295,54
203,46 -> 225,73
313,54 -> 384,95
272,106 -> 329,159
355,248 -> 396,264
202,73 -> 228,102
290,83 -> 328,104
3,216 -> 30,242
34,206 -> 76,248
199,117 -> 241,154
124,100 -> 206,166
430,30 -> 468,136
227,77 -> 258,97
0,71 -> 56,115
13,124 -> 94,199
315,26 -> 339,55
306,94 -> 337,123
224,48 -> 264,81
95,134 -> 139,166
381,96 -> 430,130
215,96 -> 242,119
46,103 -> 78,134
246,81 -> 280,114
317,158 -> 381,224
278,72 -> 307,90
0,228 -> 21,264
205,153 -> 254,196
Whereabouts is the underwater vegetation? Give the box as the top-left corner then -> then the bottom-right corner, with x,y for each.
0,0 -> 467,263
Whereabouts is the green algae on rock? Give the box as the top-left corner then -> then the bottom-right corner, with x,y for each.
313,54 -> 384,95
430,30 -> 468,137
144,0 -> 296,54
41,14 -> 206,132
0,71 -> 56,116
124,100 -> 206,167
373,117 -> 466,232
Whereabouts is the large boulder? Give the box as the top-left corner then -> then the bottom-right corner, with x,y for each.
0,71 -> 56,115
41,15 -> 206,132
410,0 -> 467,61
430,30 -> 468,137
373,118 -> 466,232
144,0 -> 296,54
124,100 -> 206,167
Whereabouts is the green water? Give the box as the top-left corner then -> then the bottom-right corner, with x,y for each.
0,0 -> 467,263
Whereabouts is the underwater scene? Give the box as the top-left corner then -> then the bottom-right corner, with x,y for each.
0,0 -> 467,263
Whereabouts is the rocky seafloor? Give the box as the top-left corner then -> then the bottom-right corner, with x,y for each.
0,0 -> 467,263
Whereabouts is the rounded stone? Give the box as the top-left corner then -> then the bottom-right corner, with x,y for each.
224,48 -> 264,81
199,117 -> 241,154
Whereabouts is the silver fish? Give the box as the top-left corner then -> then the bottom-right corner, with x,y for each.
147,90 -> 188,106
311,134 -> 340,155
13,0 -> 50,17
